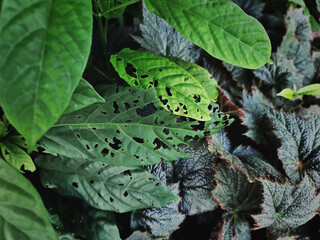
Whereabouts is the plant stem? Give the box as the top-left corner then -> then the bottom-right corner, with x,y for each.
99,0 -> 141,17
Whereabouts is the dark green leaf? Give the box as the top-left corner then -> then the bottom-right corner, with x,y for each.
0,0 -> 93,150
97,0 -> 130,19
253,177 -> 320,229
219,214 -> 251,240
145,0 -> 272,69
36,155 -> 177,213
111,48 -> 218,121
0,160 -> 57,240
58,234 -> 75,240
64,79 -> 105,115
231,0 -> 265,18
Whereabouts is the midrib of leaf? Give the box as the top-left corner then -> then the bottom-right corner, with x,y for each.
160,0 -> 268,60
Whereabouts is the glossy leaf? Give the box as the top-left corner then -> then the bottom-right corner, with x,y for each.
111,48 -> 218,121
277,88 -> 296,100
40,85 -> 229,166
145,0 -> 272,69
253,177 -> 320,229
296,83 -> 320,96
0,160 -> 57,240
0,0 -> 93,151
36,155 -> 177,213
64,79 -> 105,115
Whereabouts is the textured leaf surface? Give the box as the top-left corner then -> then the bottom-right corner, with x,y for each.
36,155 -> 177,213
0,0 -> 93,150
0,140 -> 35,172
40,85 -> 229,166
173,142 -> 218,215
219,215 -> 251,240
253,177 -> 320,229
0,160 -> 57,240
111,48 -> 218,121
131,184 -> 185,237
64,79 -> 105,115
127,231 -> 155,240
267,109 -> 320,185
132,4 -> 200,63
145,0 -> 271,69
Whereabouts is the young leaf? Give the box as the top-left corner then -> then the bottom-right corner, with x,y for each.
0,0 -> 93,151
64,79 -> 105,115
36,155 -> 177,213
111,48 -> 218,121
0,160 -> 57,240
144,0 -> 272,69
132,3 -> 200,63
131,184 -> 185,238
266,109 -> 320,185
277,88 -> 296,100
253,177 -> 320,229
40,85 -> 229,166
0,140 -> 36,172
296,83 -> 320,96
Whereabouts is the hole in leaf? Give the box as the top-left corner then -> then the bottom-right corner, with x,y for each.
98,192 -> 103,198
116,130 -> 120,133
101,148 -> 109,156
163,128 -> 170,135
123,191 -> 129,197
90,180 -> 94,184
136,103 -> 158,117
117,58 -> 121,61
123,170 -> 132,177
140,74 -> 149,78
175,107 -> 180,112
125,63 -> 137,78
110,197 -> 114,202
154,79 -> 159,87
111,153 -> 115,158
109,137 -> 122,150
104,138 -> 108,143
4,150 -> 9,155
101,111 -> 107,115
159,96 -> 168,105
113,101 -> 120,113
72,182 -> 78,188
76,134 -> 81,138
153,138 -> 170,150
159,69 -> 162,72
193,95 -> 201,103
133,100 -> 139,104
184,135 -> 193,142
133,137 -> 144,143
165,87 -> 172,96
20,164 -> 25,172
94,144 -> 98,148
119,183 -> 124,186
86,145 -> 90,150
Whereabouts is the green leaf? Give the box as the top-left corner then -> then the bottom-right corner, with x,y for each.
231,0 -> 265,18
0,140 -> 35,172
0,0 -> 93,151
173,142 -> 218,215
58,234 -> 75,240
266,109 -> 320,185
36,155 -> 177,213
40,85 -> 229,166
219,215 -> 251,240
253,177 -> 320,229
111,48 -> 218,121
131,184 -> 185,238
64,79 -> 105,115
296,83 -> 320,96
97,0 -> 131,19
144,0 -> 272,69
277,88 -> 296,100
0,160 -> 57,240
132,3 -> 200,63
0,114 -> 9,138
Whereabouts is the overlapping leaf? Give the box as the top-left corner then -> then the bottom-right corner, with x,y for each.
231,0 -> 265,18
40,85 -> 229,166
144,0 -> 272,69
253,177 -> 320,229
0,0 -> 93,150
0,160 -> 57,240
36,155 -> 177,213
111,48 -> 218,121
219,215 -> 251,240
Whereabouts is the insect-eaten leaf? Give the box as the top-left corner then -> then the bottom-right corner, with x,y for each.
36,155 -> 177,213
111,48 -> 218,121
40,85 -> 230,166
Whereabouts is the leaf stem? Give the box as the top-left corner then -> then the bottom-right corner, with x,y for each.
99,0 -> 141,17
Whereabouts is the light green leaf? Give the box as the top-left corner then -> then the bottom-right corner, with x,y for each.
296,83 -> 320,96
253,177 -> 320,229
40,85 -> 229,166
36,155 -> 177,213
0,160 -> 57,240
0,140 -> 35,172
64,79 -> 105,115
111,48 -> 218,121
277,88 -> 295,100
144,0 -> 272,69
0,0 -> 93,151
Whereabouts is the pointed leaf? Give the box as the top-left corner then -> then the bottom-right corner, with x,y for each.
111,48 -> 218,121
0,160 -> 57,240
36,155 -> 177,213
253,177 -> 320,229
144,0 -> 271,69
277,88 -> 296,100
296,83 -> 320,96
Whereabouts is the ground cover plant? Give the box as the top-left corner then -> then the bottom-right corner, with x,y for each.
0,0 -> 320,239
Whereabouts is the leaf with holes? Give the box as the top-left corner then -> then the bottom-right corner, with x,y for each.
111,48 -> 218,121
36,155 -> 177,213
132,3 -> 200,63
253,177 -> 320,229
0,140 -> 35,172
0,160 -> 57,240
266,109 -> 320,185
172,142 -> 218,215
64,79 -> 105,115
0,0 -> 92,151
40,85 -> 230,166
131,184 -> 185,238
144,0 -> 271,69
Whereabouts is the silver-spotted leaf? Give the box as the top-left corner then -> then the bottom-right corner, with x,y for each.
144,0 -> 272,69
132,4 -> 200,63
0,160 -> 57,240
40,85 -> 229,166
219,214 -> 251,240
0,0 -> 93,150
36,155 -> 177,213
111,48 -> 218,121
127,231 -> 156,240
253,177 -> 320,229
